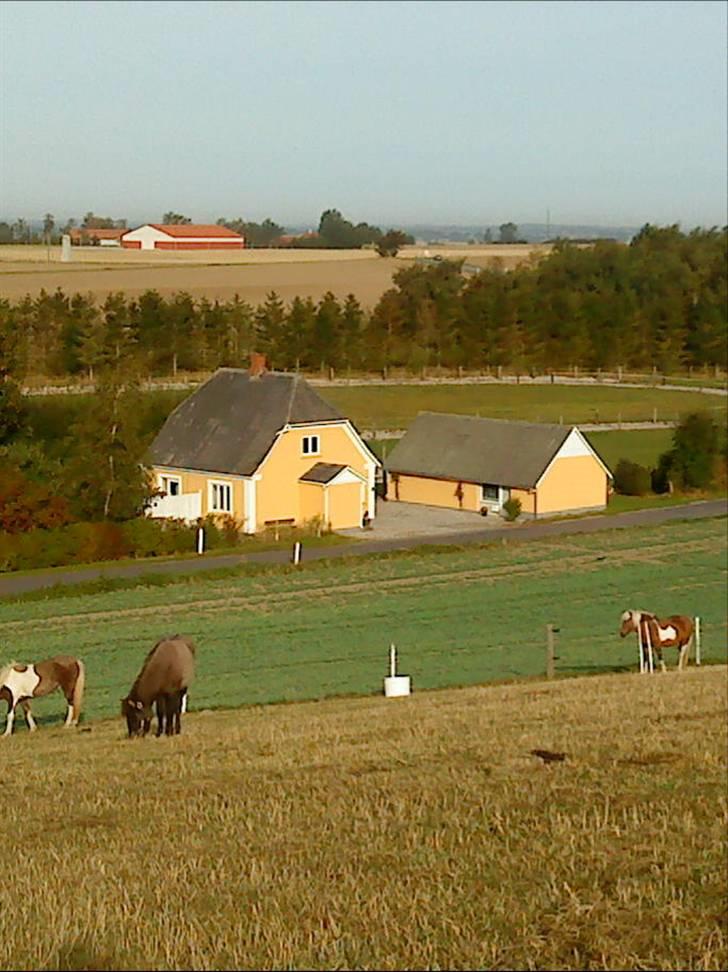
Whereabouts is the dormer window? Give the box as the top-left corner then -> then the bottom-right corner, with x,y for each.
302,434 -> 320,456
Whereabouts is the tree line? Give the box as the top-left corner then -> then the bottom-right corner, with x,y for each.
0,224 -> 724,383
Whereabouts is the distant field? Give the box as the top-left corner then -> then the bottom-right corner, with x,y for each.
1,518 -> 724,723
0,243 -> 547,304
323,383 -> 726,430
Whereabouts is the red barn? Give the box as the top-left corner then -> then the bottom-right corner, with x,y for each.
121,224 -> 245,250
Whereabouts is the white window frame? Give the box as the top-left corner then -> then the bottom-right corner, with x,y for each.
208,479 -> 233,514
481,484 -> 510,509
159,474 -> 182,497
302,434 -> 320,456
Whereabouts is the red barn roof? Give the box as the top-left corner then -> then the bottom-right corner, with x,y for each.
148,224 -> 243,239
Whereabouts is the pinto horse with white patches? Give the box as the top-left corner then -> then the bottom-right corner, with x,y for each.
0,656 -> 85,736
619,610 -> 694,672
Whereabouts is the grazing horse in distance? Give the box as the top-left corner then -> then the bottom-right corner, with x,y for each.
619,610 -> 694,672
0,656 -> 85,737
121,635 -> 195,738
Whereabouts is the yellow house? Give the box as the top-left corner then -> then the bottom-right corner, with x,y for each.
147,359 -> 379,533
385,412 -> 612,518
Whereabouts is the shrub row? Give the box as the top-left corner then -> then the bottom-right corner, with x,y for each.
0,515 -> 245,573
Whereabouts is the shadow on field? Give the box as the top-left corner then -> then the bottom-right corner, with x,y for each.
50,939 -> 136,971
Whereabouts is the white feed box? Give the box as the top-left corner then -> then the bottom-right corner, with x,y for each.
383,644 -> 411,697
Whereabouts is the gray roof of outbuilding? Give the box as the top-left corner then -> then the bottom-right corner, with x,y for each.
299,462 -> 347,484
384,412 -> 573,488
148,368 -> 344,476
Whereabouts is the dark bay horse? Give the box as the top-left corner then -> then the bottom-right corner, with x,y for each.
0,656 -> 85,737
121,635 -> 195,738
619,610 -> 694,672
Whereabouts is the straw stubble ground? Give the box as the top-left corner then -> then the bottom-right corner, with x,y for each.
0,667 -> 725,971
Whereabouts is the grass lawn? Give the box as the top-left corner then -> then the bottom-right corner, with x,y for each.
323,383 -> 726,430
1,517 -> 724,725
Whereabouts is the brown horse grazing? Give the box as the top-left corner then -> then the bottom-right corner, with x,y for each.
619,610 -> 694,672
0,656 -> 85,737
121,635 -> 195,738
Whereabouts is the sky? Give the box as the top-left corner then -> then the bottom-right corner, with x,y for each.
1,0 -> 726,229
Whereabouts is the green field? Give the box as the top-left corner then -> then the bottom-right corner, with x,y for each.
1,518 -> 725,728
323,383 -> 727,430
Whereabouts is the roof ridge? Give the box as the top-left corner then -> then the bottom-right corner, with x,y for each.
418,410 -> 570,429
285,373 -> 299,425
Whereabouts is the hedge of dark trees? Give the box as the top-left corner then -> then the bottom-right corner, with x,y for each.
0,225 -> 725,383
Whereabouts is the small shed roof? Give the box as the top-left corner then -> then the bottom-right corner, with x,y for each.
149,368 -> 343,476
299,463 -> 348,484
385,412 -> 575,489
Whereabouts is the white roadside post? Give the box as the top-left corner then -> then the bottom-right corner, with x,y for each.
196,526 -> 205,555
383,644 -> 411,698
292,541 -> 302,565
638,622 -> 645,673
645,623 -> 654,673
695,616 -> 701,666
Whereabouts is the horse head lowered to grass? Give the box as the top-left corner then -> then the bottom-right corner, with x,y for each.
0,655 -> 85,737
619,610 -> 694,672
121,635 -> 195,738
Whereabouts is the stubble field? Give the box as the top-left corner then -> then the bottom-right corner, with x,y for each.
0,517 -> 726,970
0,243 -> 547,304
0,663 -> 724,970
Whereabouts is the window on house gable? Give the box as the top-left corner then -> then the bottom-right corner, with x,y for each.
160,475 -> 181,496
302,434 -> 320,456
209,481 -> 233,513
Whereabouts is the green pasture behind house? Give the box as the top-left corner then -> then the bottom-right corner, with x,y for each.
384,412 -> 613,517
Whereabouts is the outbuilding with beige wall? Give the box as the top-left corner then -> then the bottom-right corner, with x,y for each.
385,412 -> 612,519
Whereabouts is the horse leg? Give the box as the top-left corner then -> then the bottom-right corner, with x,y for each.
64,690 -> 75,727
155,697 -> 166,738
657,647 -> 666,673
21,701 -> 38,733
3,703 -> 16,737
166,694 -> 177,736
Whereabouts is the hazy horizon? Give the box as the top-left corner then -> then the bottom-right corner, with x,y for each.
1,1 -> 726,229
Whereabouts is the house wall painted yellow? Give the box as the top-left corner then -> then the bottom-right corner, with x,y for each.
299,481 -> 324,525
328,480 -> 365,529
255,424 -> 370,528
153,423 -> 373,532
386,473 -> 481,511
152,467 -> 246,521
536,454 -> 607,514
511,487 -> 536,514
385,457 -> 607,518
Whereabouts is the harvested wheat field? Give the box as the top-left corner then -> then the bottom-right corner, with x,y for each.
0,243 -> 548,304
0,666 -> 725,971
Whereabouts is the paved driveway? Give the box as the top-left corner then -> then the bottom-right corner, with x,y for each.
338,500 -> 507,541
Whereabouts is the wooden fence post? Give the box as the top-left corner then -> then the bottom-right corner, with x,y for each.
546,624 -> 555,679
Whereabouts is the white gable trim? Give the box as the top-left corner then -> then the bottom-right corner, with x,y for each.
329,466 -> 366,486
255,420 -> 381,476
534,427 -> 613,489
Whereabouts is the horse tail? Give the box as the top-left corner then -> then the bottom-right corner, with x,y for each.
72,659 -> 85,725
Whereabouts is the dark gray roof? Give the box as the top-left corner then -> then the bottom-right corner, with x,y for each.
384,412 -> 573,488
148,368 -> 343,476
300,462 -> 347,484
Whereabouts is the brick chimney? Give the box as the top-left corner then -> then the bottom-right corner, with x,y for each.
249,352 -> 267,377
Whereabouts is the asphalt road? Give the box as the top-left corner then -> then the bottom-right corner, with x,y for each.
1,499 -> 725,600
